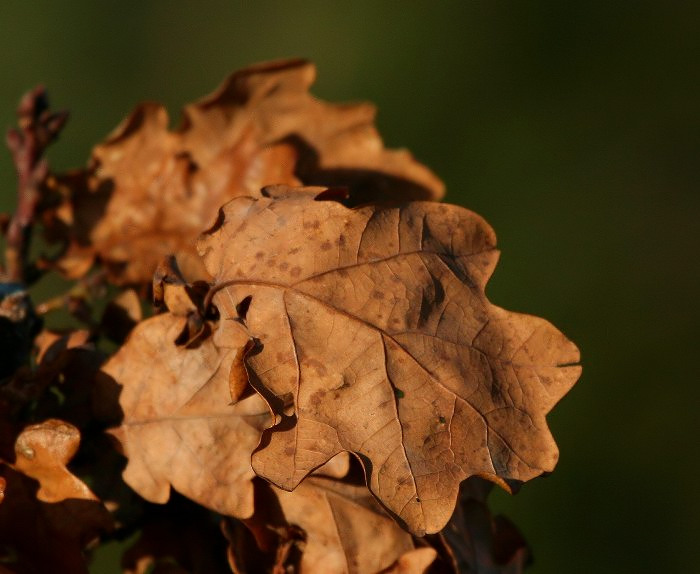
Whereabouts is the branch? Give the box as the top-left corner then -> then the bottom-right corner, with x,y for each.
2,86 -> 68,283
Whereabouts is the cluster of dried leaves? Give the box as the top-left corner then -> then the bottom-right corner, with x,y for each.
0,60 -> 580,573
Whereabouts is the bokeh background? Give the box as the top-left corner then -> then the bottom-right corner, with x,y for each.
1,2 -> 698,572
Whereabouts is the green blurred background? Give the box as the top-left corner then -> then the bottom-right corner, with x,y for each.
1,1 -> 698,572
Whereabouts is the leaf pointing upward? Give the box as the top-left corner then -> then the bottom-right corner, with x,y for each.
198,186 -> 581,536
44,59 -> 443,285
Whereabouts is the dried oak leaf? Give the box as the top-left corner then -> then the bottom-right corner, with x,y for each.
101,311 -> 269,519
44,59 -> 443,285
228,475 -> 434,574
0,420 -> 112,574
198,186 -> 581,536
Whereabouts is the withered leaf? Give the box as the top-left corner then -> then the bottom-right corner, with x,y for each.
102,312 -> 269,518
13,419 -> 96,503
45,59 -> 443,285
0,420 -> 112,573
378,548 -> 437,574
198,186 -> 581,536
231,476 -> 430,574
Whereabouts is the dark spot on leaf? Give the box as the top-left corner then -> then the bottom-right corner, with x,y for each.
305,358 -> 327,376
431,275 -> 445,305
290,266 -> 302,278
255,251 -> 264,260
279,262 -> 289,271
303,220 -> 321,230
394,388 -> 405,399
320,241 -> 332,251
371,290 -> 384,300
309,390 -> 324,407
439,416 -> 446,424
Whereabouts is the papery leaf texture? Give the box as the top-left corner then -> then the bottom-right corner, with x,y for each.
198,185 -> 581,536
43,59 -> 443,284
101,312 -> 269,519
0,420 -> 112,573
230,474 -> 434,574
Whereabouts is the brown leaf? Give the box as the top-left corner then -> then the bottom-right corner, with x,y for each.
101,312 -> 269,519
229,476 -> 429,574
198,186 -> 581,536
44,59 -> 443,285
378,548 -> 438,574
13,419 -> 94,503
0,421 -> 112,573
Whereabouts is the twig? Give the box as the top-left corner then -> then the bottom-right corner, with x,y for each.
35,269 -> 106,328
2,86 -> 68,283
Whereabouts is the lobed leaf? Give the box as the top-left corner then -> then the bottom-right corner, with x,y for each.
198,186 -> 581,535
230,475 -> 434,574
101,312 -> 269,519
43,59 -> 443,285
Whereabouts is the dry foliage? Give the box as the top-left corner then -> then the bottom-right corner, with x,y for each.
0,60 -> 579,573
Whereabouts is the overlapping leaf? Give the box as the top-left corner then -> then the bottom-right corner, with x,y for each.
197,185 -> 581,536
101,312 -> 269,519
0,420 -> 112,573
43,59 -> 443,284
229,475 -> 435,574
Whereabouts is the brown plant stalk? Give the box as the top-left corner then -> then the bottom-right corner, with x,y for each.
2,86 -> 68,283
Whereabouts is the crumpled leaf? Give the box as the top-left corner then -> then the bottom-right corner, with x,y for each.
43,59 -> 443,285
0,420 -> 112,573
198,186 -> 581,536
228,475 -> 433,574
101,311 -> 269,519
